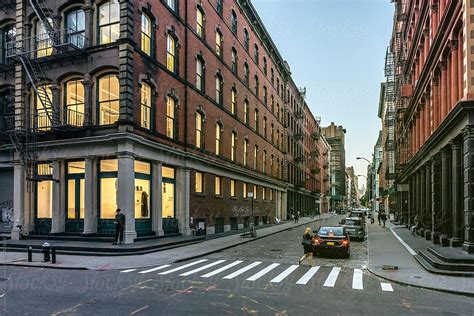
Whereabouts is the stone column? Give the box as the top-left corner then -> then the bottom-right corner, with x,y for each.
449,40 -> 459,110
419,167 -> 426,236
431,3 -> 439,34
176,167 -> 191,236
439,61 -> 448,121
117,153 -> 136,244
463,126 -> 474,253
11,162 -> 25,240
152,162 -> 164,236
424,162 -> 432,240
431,155 -> 442,243
281,191 -> 288,221
83,73 -> 93,126
50,160 -> 65,234
83,1 -> 94,47
440,147 -> 451,246
83,157 -> 97,235
450,140 -> 463,247
432,76 -> 440,130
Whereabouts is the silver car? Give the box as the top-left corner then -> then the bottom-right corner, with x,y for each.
340,217 -> 365,241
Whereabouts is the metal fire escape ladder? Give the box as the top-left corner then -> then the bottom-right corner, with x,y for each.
29,0 -> 60,47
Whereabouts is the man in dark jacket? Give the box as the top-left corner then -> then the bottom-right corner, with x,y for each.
113,208 -> 126,245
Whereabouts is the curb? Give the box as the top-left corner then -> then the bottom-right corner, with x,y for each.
0,262 -> 89,271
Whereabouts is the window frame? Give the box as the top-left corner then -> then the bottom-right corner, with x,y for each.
64,78 -> 85,127
195,111 -> 204,149
65,8 -> 85,48
166,33 -> 177,73
97,73 -> 120,126
98,0 -> 120,45
140,82 -> 152,129
215,123 -> 221,156
196,57 -> 205,91
166,96 -> 176,139
215,73 -> 223,105
231,131 -> 236,161
196,7 -> 205,39
231,10 -> 238,34
195,171 -> 204,194
215,175 -> 222,196
215,29 -> 222,57
141,12 -> 152,56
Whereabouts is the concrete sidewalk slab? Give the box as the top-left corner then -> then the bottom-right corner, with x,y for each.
367,220 -> 474,296
0,215 -> 332,271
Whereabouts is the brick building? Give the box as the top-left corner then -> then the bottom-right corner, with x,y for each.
0,0 -> 324,243
389,0 -> 474,253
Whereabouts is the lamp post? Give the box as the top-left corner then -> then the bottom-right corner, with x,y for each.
357,157 -> 374,217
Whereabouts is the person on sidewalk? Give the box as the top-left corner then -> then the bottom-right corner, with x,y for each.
381,212 -> 387,228
113,208 -> 126,245
296,211 -> 301,223
412,215 -> 419,236
299,227 -> 314,266
377,212 -> 382,225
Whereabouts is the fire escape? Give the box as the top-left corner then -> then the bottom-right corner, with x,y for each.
384,48 -> 396,181
3,0 -> 86,181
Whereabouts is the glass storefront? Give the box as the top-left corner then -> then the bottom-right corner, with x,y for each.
66,161 -> 85,232
162,166 -> 175,218
99,159 -> 118,220
135,161 -> 151,219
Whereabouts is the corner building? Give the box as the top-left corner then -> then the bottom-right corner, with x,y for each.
0,0 -> 324,243
390,0 -> 474,253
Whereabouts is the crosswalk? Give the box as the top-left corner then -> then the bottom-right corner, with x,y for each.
119,259 -> 395,292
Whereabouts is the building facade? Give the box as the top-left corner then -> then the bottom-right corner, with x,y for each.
319,134 -> 331,213
0,0 -> 328,243
321,122 -> 346,211
389,0 -> 474,252
345,166 -> 359,209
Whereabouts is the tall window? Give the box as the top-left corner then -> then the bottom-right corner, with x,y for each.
166,0 -> 177,11
231,88 -> 236,115
140,82 -> 152,129
262,187 -> 266,200
244,100 -> 249,124
196,7 -> 204,38
271,123 -> 274,142
230,179 -> 236,197
216,0 -> 223,15
36,163 -> 53,219
231,48 -> 237,74
253,185 -> 257,200
215,74 -> 223,105
166,96 -> 175,139
263,117 -> 267,138
195,171 -> 203,193
244,63 -> 249,86
98,0 -> 120,44
243,182 -> 248,198
254,145 -> 258,170
271,95 -> 274,112
167,34 -> 176,72
215,123 -> 221,155
254,109 -> 259,133
271,68 -> 274,85
231,10 -> 238,34
65,79 -> 85,126
2,25 -> 15,64
33,84 -> 52,130
263,57 -> 267,75
196,57 -> 205,91
141,13 -> 152,55
36,18 -> 53,57
254,44 -> 259,64
270,154 -> 274,176
243,139 -> 248,166
243,28 -> 249,51
263,86 -> 267,105
215,176 -> 221,196
215,30 -> 222,57
263,150 -> 267,173
255,76 -> 259,97
66,9 -> 85,48
277,78 -> 280,95
98,74 -> 119,125
231,132 -> 236,161
134,161 -> 151,219
195,112 -> 203,149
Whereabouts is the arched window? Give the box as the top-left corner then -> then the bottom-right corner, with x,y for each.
167,33 -> 177,72
263,57 -> 267,75
215,123 -> 221,155
231,10 -> 238,34
166,96 -> 176,139
98,0 -> 120,44
36,18 -> 53,57
216,0 -> 223,16
231,47 -> 237,73
141,13 -> 152,56
270,154 -> 274,176
254,75 -> 259,96
32,84 -> 52,130
244,99 -> 249,124
263,116 -> 267,138
196,57 -> 205,91
196,7 -> 205,38
166,0 -> 177,12
243,63 -> 249,86
65,79 -> 85,126
66,8 -> 85,48
195,111 -> 203,148
254,108 -> 259,133
253,145 -> 258,170
215,29 -> 222,57
271,68 -> 274,85
231,131 -> 236,161
243,29 -> 249,51
263,150 -> 267,174
254,44 -> 259,64
98,74 -> 119,125
215,73 -> 223,105
263,86 -> 267,105
231,88 -> 236,115
140,82 -> 152,129
243,139 -> 248,166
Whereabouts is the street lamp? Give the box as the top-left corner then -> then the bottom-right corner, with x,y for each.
356,157 -> 372,164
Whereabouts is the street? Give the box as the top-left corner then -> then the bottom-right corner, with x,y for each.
1,216 -> 473,316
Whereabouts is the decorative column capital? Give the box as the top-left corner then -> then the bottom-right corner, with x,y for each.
462,125 -> 474,139
448,39 -> 459,51
116,151 -> 136,160
440,146 -> 451,158
439,60 -> 447,71
431,3 -> 438,13
449,138 -> 462,150
432,76 -> 440,86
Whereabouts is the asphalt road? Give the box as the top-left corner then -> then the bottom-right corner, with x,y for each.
1,215 -> 473,316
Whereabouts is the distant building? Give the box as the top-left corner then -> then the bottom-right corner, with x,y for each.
346,166 -> 359,208
373,132 -> 383,214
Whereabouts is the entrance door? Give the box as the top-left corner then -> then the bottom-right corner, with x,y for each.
65,177 -> 84,232
162,179 -> 178,234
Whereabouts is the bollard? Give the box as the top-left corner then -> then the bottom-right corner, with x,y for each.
51,247 -> 56,264
27,246 -> 33,262
42,242 -> 51,262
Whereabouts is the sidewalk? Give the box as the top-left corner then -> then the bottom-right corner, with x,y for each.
367,220 -> 474,296
0,214 -> 332,271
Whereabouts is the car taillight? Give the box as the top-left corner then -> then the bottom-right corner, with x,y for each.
315,238 -> 323,245
342,239 -> 349,246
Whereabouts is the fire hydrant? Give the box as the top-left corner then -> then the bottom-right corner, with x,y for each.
42,242 -> 51,262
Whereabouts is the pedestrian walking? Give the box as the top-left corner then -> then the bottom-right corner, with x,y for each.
381,212 -> 387,228
377,212 -> 381,225
291,213 -> 295,223
299,227 -> 314,267
296,211 -> 301,223
113,208 -> 125,245
412,215 -> 419,236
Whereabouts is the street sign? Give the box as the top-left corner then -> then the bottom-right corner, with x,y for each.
248,192 -> 253,198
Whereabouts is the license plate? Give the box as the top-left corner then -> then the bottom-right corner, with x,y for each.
327,242 -> 335,246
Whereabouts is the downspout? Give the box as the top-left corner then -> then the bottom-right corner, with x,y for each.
184,1 -> 189,152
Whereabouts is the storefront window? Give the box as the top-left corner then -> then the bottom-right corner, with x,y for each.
67,161 -> 85,221
37,180 -> 52,218
135,161 -> 151,219
99,159 -> 118,219
162,166 -> 175,218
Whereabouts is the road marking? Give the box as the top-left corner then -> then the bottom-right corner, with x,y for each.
246,263 -> 280,281
120,269 -> 137,273
138,265 -> 171,274
296,266 -> 320,285
223,262 -> 262,279
158,259 -> 208,275
270,265 -> 299,283
390,228 -> 417,256
179,260 -> 226,276
352,269 -> 363,290
381,282 -> 394,292
201,261 -> 243,278
323,267 -> 341,287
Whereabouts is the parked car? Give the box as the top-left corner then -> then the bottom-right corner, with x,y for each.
348,210 -> 366,222
313,226 -> 350,258
340,217 -> 365,241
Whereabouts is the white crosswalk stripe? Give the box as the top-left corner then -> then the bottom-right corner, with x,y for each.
120,269 -> 137,273
223,262 -> 262,279
246,263 -> 280,281
158,259 -> 208,275
323,267 -> 341,287
352,269 -> 363,290
179,260 -> 226,276
270,265 -> 299,283
296,266 -> 320,285
138,265 -> 171,274
381,283 -> 394,292
201,261 -> 243,278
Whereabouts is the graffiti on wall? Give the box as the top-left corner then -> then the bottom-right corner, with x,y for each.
0,200 -> 14,232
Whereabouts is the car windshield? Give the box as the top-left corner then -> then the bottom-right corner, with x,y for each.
344,219 -> 360,226
318,227 -> 344,236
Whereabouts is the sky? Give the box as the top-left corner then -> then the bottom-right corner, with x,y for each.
252,0 -> 394,189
